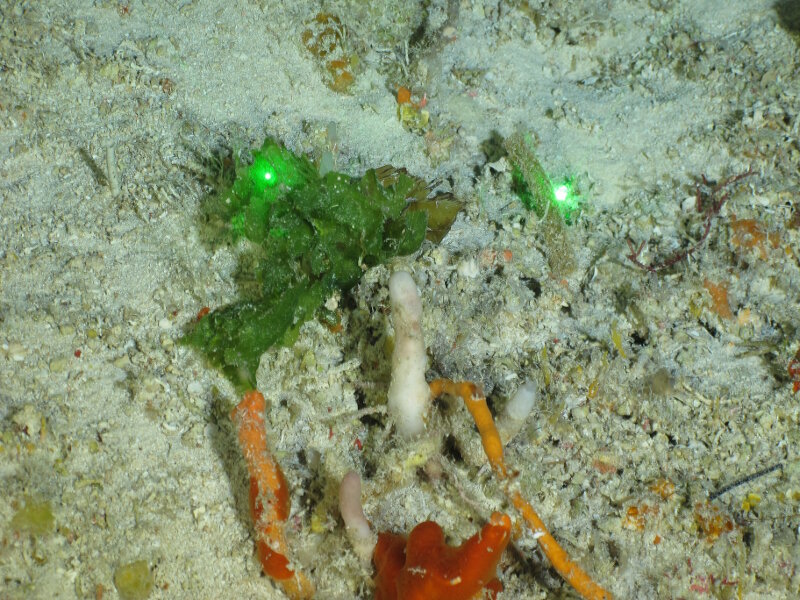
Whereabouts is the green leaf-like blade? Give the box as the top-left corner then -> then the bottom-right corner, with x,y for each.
182,137 -> 448,393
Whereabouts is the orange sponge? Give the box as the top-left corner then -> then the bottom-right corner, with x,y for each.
374,512 -> 511,600
231,391 -> 314,599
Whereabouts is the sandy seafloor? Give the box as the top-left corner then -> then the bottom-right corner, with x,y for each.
2,1 -> 800,598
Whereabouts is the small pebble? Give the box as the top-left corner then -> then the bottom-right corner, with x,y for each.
7,342 -> 26,361
457,258 -> 479,278
49,357 -> 69,373
12,405 -> 43,438
11,499 -> 54,535
114,560 -> 154,600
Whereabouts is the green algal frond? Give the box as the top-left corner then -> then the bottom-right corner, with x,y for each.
182,137 -> 434,393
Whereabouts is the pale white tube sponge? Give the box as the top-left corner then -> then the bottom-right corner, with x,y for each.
497,380 -> 538,444
387,271 -> 431,438
338,470 -> 376,563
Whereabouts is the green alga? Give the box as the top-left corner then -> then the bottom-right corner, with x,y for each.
182,137 -> 430,392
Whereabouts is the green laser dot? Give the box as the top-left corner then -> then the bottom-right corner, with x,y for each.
554,185 -> 569,202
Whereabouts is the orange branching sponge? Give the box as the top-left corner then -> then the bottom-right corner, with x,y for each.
509,490 -> 612,600
430,379 -> 612,600
231,391 -> 314,599
429,379 -> 507,477
374,512 -> 511,600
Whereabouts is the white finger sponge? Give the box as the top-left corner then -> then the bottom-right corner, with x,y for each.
498,380 -> 538,443
339,471 -> 376,563
387,271 -> 430,438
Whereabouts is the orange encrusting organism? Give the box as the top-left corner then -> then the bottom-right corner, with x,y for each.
729,216 -> 779,259
429,379 -> 612,600
396,86 -> 412,105
231,391 -> 314,599
694,501 -> 734,543
373,512 -> 511,600
790,346 -> 800,394
703,279 -> 733,320
622,504 -> 659,531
